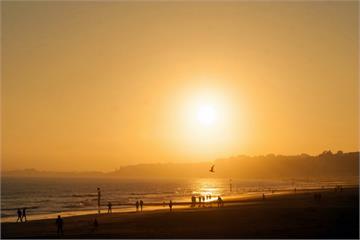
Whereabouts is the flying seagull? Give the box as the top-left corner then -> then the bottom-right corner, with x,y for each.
209,165 -> 215,173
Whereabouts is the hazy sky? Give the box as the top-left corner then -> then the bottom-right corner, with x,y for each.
2,1 -> 359,171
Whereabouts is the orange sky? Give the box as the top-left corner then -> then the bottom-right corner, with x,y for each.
2,1 -> 359,171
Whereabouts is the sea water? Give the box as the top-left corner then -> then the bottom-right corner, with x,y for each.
1,177 -> 357,222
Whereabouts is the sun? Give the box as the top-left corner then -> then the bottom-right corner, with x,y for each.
197,104 -> 217,126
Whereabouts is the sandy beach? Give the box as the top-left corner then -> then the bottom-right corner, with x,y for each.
1,187 -> 358,239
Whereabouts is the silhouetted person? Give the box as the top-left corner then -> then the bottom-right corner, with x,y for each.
191,196 -> 196,207
294,188 -> 297,193
107,202 -> 112,213
135,200 -> 139,212
93,218 -> 98,232
262,193 -> 266,200
314,193 -> 322,201
16,209 -> 22,223
97,187 -> 101,214
56,215 -> 63,235
22,208 -> 27,222
217,196 -> 221,208
169,200 -> 173,212
140,200 -> 144,212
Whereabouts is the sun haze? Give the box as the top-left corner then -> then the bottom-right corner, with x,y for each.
2,1 -> 359,171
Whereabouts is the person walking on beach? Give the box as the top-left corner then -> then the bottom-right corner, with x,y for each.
135,200 -> 139,212
107,202 -> 112,213
22,208 -> 27,222
16,208 -> 22,223
97,187 -> 101,214
169,200 -> 173,212
56,215 -> 64,235
140,200 -> 144,212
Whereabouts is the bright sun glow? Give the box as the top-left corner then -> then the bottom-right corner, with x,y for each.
197,105 -> 217,126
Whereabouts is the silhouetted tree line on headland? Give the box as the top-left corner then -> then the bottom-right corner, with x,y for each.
3,151 -> 358,179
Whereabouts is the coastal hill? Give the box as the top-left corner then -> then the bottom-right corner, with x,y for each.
109,151 -> 359,179
3,151 -> 359,179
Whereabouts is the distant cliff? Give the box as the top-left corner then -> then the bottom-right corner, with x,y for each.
109,151 -> 359,179
3,151 -> 359,179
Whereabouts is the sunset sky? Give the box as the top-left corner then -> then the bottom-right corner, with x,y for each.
2,1 -> 359,171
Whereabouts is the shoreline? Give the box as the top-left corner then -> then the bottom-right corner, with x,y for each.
2,186 -> 359,238
1,185 -> 358,223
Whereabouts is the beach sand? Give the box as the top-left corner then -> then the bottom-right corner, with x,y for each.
2,187 -> 359,239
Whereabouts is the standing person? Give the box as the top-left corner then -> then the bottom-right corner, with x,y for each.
92,218 -> 98,233
56,215 -> 64,235
107,202 -> 112,213
16,209 -> 22,223
140,200 -> 144,212
217,196 -> 221,208
22,208 -> 27,222
97,187 -> 101,214
191,196 -> 196,207
135,200 -> 139,212
169,200 -> 173,212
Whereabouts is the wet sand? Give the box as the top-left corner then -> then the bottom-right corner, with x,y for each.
2,187 -> 359,238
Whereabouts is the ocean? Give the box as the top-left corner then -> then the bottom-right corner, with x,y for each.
1,177 -> 357,222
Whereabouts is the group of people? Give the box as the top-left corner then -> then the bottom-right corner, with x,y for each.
135,200 -> 144,212
190,195 -> 224,208
16,208 -> 27,223
335,185 -> 343,192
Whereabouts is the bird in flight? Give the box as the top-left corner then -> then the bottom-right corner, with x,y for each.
209,165 -> 215,173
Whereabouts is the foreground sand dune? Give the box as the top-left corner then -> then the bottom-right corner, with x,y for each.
2,187 -> 359,239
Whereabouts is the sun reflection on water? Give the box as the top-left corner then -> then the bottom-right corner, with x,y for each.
191,178 -> 224,199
